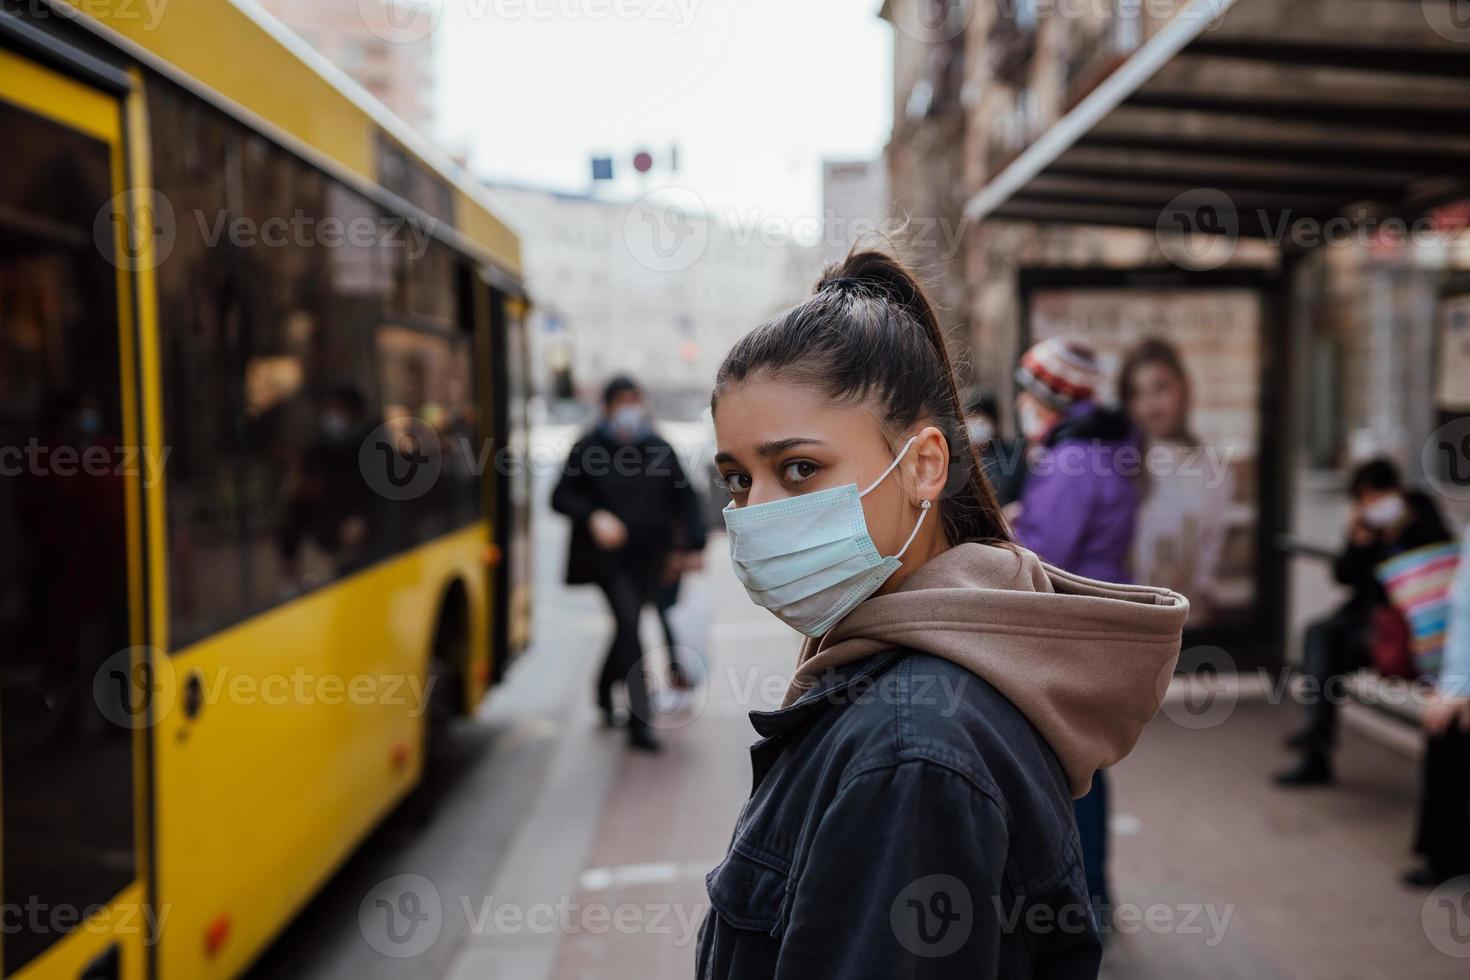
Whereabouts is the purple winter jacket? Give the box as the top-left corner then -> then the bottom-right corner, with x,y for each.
1012,401 -> 1140,585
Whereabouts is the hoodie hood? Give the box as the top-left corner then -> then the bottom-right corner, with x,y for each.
789,542 -> 1188,798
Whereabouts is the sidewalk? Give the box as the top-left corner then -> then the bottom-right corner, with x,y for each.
1103,696 -> 1461,979
444,537 -> 788,979
451,538 -> 1468,980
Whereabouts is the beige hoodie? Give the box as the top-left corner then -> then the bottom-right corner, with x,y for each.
790,542 -> 1189,798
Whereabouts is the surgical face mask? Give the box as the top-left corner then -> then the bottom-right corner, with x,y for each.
1361,493 -> 1407,529
77,408 -> 102,437
722,435 -> 931,637
607,404 -> 649,443
1017,399 -> 1052,441
320,411 -> 351,441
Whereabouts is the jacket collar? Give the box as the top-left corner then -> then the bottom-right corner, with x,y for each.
747,650 -> 903,740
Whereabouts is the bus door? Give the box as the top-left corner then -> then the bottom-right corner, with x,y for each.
488,290 -> 533,678
0,46 -> 150,980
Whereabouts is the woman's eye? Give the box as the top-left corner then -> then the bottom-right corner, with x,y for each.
781,460 -> 818,484
720,472 -> 751,494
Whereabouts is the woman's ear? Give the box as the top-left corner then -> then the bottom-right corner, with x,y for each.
909,424 -> 950,503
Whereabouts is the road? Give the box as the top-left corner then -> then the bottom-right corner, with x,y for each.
249,456 -> 780,979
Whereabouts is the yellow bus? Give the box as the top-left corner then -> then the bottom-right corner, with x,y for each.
0,2 -> 533,977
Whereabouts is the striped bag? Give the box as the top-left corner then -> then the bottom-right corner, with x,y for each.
1376,541 -> 1461,677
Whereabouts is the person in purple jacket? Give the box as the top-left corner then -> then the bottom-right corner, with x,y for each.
1011,337 -> 1141,583
1010,335 -> 1142,924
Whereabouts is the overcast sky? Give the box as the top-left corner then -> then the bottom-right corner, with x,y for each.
435,0 -> 893,220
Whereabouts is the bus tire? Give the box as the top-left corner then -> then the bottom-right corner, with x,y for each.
411,584 -> 468,822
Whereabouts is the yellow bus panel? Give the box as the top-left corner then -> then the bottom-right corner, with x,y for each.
153,524 -> 489,978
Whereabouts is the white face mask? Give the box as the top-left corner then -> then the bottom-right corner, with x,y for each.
722,436 -> 931,637
1017,399 -> 1052,441
966,417 -> 995,446
607,404 -> 649,442
1361,493 -> 1408,529
320,411 -> 351,441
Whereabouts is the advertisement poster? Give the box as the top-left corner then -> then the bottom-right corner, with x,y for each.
1029,288 -> 1262,630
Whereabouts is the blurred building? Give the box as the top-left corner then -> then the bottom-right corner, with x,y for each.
820,158 -> 891,268
882,1 -> 976,384
484,183 -> 821,420
883,0 -> 1470,664
254,0 -> 437,136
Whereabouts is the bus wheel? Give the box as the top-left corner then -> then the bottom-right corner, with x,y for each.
411,592 -> 466,823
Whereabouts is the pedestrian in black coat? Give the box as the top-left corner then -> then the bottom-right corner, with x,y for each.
551,376 -> 706,751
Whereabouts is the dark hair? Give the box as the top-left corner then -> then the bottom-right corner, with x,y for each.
602,374 -> 640,409
1350,458 -> 1402,497
964,388 -> 999,421
322,382 -> 367,417
712,249 -> 1010,547
1118,337 -> 1198,446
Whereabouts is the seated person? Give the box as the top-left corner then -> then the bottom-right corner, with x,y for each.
1276,458 -> 1451,787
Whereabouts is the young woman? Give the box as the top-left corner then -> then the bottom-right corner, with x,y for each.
1118,337 -> 1236,627
697,251 -> 1189,979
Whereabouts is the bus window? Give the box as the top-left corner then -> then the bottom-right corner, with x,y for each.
377,319 -> 480,542
150,81 -> 478,647
0,97 -> 135,974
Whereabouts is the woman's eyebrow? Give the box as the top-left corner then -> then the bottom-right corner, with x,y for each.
715,437 -> 829,467
756,437 -> 828,457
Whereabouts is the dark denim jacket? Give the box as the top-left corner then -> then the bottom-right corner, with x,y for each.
696,650 -> 1101,980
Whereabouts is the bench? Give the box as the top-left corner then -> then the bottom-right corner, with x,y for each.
1277,534 -> 1427,738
